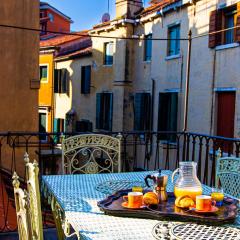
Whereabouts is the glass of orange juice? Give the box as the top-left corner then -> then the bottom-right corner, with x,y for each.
211,187 -> 224,206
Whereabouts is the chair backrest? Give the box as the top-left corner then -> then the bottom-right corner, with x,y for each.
12,172 -> 32,240
216,156 -> 240,198
62,134 -> 122,174
24,153 -> 44,240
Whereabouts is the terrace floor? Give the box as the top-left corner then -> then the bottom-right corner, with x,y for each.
0,182 -> 17,232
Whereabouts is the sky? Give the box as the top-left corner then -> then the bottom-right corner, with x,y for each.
44,0 -> 149,31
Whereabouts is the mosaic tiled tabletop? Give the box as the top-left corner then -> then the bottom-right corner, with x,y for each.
42,171 -> 240,240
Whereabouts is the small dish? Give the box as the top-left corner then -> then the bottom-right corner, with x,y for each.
121,202 -> 145,209
189,206 -> 219,214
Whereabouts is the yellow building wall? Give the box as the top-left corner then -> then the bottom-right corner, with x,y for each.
39,53 -> 54,132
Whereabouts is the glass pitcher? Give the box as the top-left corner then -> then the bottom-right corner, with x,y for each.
172,162 -> 202,200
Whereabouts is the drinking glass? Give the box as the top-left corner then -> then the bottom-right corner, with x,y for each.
211,187 -> 224,207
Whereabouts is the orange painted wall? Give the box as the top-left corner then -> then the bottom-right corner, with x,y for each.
46,9 -> 70,33
39,53 -> 54,132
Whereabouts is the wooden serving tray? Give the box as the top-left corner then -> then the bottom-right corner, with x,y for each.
97,189 -> 238,224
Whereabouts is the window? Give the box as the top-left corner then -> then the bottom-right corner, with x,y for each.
104,42 -> 114,65
134,93 -> 151,131
81,66 -> 91,94
40,65 -> 48,83
209,4 -> 240,48
225,11 -> 235,44
96,93 -> 113,131
54,68 -> 69,94
144,34 -> 152,61
168,25 -> 180,56
48,13 -> 54,22
158,92 -> 178,141
39,109 -> 48,141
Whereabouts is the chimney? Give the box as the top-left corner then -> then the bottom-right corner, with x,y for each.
116,0 -> 143,19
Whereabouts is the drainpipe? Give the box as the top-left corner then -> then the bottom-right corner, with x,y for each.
210,49 -> 217,135
183,30 -> 192,132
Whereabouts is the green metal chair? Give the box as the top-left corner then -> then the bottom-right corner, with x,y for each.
62,134 -> 122,174
216,156 -> 240,199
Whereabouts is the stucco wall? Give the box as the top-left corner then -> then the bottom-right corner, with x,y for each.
0,0 -> 39,173
0,0 -> 39,132
39,53 -> 54,132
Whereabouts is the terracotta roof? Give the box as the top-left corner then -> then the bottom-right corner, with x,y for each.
55,47 -> 92,61
140,0 -> 178,17
55,37 -> 92,57
40,31 -> 89,47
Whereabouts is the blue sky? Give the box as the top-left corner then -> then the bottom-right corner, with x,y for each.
44,0 -> 149,31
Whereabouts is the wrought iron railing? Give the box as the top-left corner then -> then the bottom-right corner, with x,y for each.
0,131 -> 240,232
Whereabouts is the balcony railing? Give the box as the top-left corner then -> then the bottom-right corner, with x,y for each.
0,131 -> 240,232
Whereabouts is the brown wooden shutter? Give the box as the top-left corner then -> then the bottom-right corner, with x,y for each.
209,10 -> 223,48
236,2 -> 240,42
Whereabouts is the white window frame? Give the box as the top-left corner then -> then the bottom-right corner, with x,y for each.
39,64 -> 49,83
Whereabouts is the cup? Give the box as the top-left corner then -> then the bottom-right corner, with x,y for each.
196,195 -> 216,211
211,188 -> 224,207
123,192 -> 143,208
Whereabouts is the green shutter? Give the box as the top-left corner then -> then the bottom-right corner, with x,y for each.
53,118 -> 59,132
169,93 -> 178,141
96,93 -> 102,129
61,69 -> 68,93
54,69 -> 59,93
134,93 -> 143,130
158,93 -> 169,139
134,93 -> 151,131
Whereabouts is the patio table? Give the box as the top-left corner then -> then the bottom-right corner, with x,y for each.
42,171 -> 240,240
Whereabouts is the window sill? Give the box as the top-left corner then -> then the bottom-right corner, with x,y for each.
143,60 -> 151,64
165,54 -> 181,61
103,64 -> 113,67
215,42 -> 239,51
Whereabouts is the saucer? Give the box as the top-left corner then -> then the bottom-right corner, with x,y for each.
189,206 -> 219,214
121,202 -> 145,209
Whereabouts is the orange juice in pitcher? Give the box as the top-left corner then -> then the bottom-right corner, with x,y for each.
172,162 -> 202,200
174,186 -> 202,200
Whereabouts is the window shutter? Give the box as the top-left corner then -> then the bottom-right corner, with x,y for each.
81,67 -> 85,94
134,93 -> 151,131
108,93 -> 113,131
85,66 -> 91,94
61,69 -> 68,93
143,93 -> 151,130
169,93 -> 178,142
209,10 -> 222,48
158,93 -> 169,139
54,69 -> 60,93
236,2 -> 240,42
134,93 -> 143,130
96,93 -> 102,129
